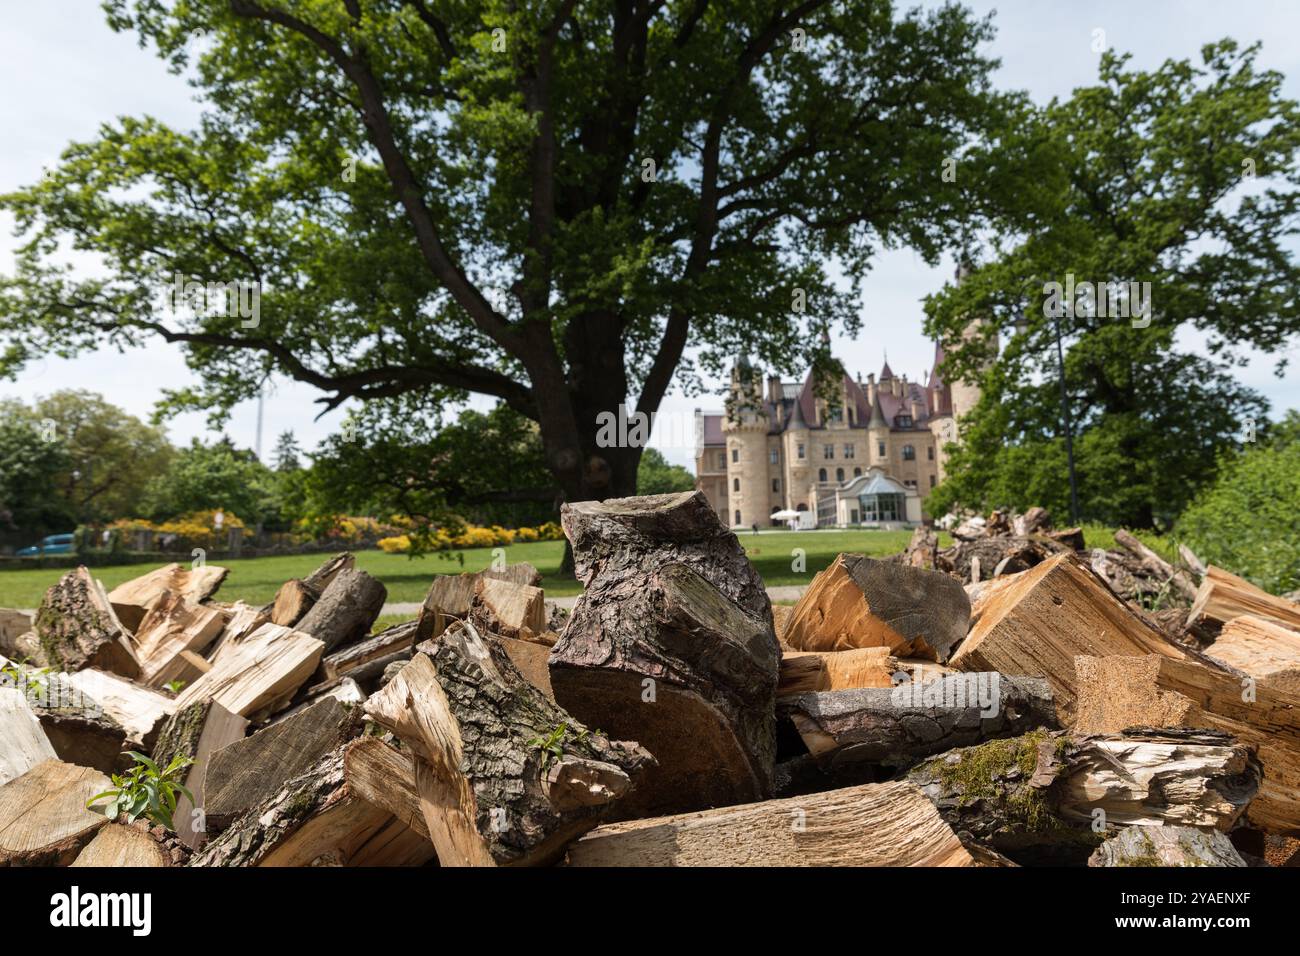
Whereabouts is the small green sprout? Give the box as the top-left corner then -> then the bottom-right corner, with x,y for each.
527,722 -> 569,768
87,752 -> 195,831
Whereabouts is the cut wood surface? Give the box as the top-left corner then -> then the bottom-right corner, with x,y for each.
416,562 -> 543,642
270,579 -> 317,627
469,576 -> 546,642
190,747 -> 434,867
152,700 -> 249,849
1208,615 -> 1300,693
782,674 -> 1057,767
778,646 -> 894,696
0,759 -> 111,865
319,620 -> 416,682
173,623 -> 324,722
108,563 -> 229,633
0,687 -> 57,786
36,567 -> 140,678
294,568 -> 387,653
60,668 -> 173,742
1073,655 -> 1201,734
950,553 -> 1184,720
365,620 -> 655,866
132,591 -> 226,688
343,737 -> 429,841
1190,565 -> 1300,632
33,673 -> 131,775
70,822 -> 173,867
205,696 -> 359,832
568,779 -> 979,867
496,633 -> 554,699
783,553 -> 970,660
551,492 -> 779,818
206,602 -> 270,666
1088,825 -> 1246,868
907,728 -> 1259,860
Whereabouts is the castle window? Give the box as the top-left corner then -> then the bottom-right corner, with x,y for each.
929,474 -> 937,488
818,468 -> 828,482
796,443 -> 805,459
878,442 -> 886,457
905,479 -> 918,488
836,468 -> 845,482
828,406 -> 843,423
731,447 -> 739,463
734,510 -> 741,525
718,452 -> 726,469
928,446 -> 935,461
771,478 -> 779,492
896,415 -> 913,428
823,445 -> 834,459
796,502 -> 807,511
843,444 -> 855,459
769,448 -> 778,465
854,467 -> 862,477
733,478 -> 740,492
902,444 -> 916,461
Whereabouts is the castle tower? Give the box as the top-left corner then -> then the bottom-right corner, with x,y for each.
867,393 -> 890,468
721,355 -> 770,528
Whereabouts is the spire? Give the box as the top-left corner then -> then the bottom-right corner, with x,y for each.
879,353 -> 894,381
867,393 -> 887,430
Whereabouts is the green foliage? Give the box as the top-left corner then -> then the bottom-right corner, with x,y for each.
1176,422 -> 1300,594
0,406 -> 73,536
142,436 -> 286,528
927,41 -> 1300,528
636,448 -> 695,495
526,722 -> 572,769
272,430 -> 302,472
86,751 -> 195,831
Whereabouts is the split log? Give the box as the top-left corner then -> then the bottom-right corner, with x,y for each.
343,737 -> 429,841
1088,825 -> 1246,868
0,610 -> 35,662
771,604 -> 793,645
0,687 -> 57,786
782,674 -> 1056,768
206,601 -> 270,666
1189,565 -> 1300,632
901,526 -> 940,569
173,623 -> 324,722
568,779 -> 980,867
1073,655 -> 1201,733
36,567 -> 140,678
60,668 -> 174,744
132,591 -> 226,688
32,673 -> 133,775
189,747 -> 434,867
70,822 -> 176,867
1046,527 -> 1085,551
907,728 -> 1260,860
294,568 -> 387,653
778,647 -> 895,696
1114,529 -> 1198,601
152,700 -> 249,849
1207,615 -> 1300,693
1179,543 -> 1208,577
942,535 -> 1066,584
1012,506 -> 1052,536
269,580 -> 317,627
415,562 -> 543,642
204,696 -> 360,833
365,620 -> 655,866
550,491 -> 778,817
0,760 -> 111,865
108,562 -> 229,633
469,576 -> 546,643
783,553 -> 970,661
319,619 -> 417,682
264,676 -> 365,728
950,553 -> 1183,720
496,634 -> 554,699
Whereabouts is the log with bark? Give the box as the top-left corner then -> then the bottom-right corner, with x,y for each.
36,567 -> 140,678
550,491 -> 779,818
365,619 -> 655,866
59,668 -> 173,745
1189,565 -> 1300,632
942,536 -> 1066,584
108,562 -> 229,633
204,696 -> 361,833
293,568 -> 388,654
343,737 -> 429,842
173,623 -> 324,722
781,674 -> 1057,768
269,580 -> 317,627
318,619 -> 417,682
906,728 -> 1260,863
0,609 -> 36,663
415,562 -> 543,642
151,699 -> 249,848
1088,825 -> 1246,868
131,591 -> 226,688
783,553 -> 970,660
1208,614 -> 1300,694
568,779 -> 982,867
901,526 -> 940,569
468,576 -> 546,643
31,673 -> 134,775
189,746 -> 434,867
0,687 -> 57,786
0,759 -> 111,865
1114,529 -> 1198,602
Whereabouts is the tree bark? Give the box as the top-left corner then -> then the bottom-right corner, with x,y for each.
1088,825 -> 1246,867
294,568 -> 388,654
36,567 -> 140,678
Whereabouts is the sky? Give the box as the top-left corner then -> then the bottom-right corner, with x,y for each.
2,0 -> 1298,469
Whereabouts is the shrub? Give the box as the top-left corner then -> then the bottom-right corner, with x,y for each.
377,534 -> 412,554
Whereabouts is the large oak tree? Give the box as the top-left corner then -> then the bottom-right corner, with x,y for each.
2,0 -> 1011,507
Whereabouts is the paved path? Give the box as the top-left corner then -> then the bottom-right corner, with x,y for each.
379,583 -> 807,617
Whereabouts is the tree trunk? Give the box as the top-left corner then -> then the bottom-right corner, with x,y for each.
294,568 -> 388,654
36,567 -> 140,678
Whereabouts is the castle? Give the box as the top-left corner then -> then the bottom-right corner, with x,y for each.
694,334 -> 986,529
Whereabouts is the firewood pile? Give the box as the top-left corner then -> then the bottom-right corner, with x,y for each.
2,490 -> 1299,868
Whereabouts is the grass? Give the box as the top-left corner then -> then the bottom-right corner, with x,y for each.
0,524 -> 1165,609
0,528 -> 947,609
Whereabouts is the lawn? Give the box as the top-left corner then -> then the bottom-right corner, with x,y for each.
0,524 -> 1154,609
0,528 -> 940,609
